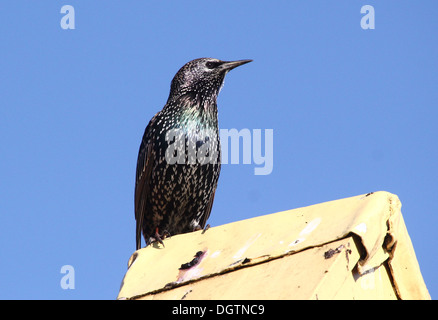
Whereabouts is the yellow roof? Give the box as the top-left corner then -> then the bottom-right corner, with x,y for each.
117,191 -> 430,300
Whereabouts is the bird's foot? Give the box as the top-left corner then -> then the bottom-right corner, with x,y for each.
201,224 -> 210,234
148,228 -> 170,247
193,223 -> 210,234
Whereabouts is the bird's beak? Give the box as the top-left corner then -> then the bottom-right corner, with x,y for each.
219,59 -> 253,71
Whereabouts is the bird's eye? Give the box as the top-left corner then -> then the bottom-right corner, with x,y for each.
206,61 -> 221,69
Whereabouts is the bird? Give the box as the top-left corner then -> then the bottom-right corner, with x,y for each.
135,57 -> 252,250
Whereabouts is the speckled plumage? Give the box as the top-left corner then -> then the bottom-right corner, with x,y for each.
135,58 -> 252,249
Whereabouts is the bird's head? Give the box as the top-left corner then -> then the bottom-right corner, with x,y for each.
168,58 -> 252,104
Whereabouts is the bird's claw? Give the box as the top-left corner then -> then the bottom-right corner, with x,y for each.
201,224 -> 210,234
148,228 -> 170,247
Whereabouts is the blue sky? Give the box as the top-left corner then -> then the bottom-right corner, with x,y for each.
1,1 -> 436,299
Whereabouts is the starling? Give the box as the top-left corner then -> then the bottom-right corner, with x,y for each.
135,57 -> 252,249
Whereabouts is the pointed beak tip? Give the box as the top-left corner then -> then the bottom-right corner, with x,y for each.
237,59 -> 253,65
222,59 -> 253,71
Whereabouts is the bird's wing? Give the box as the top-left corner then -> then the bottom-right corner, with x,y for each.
199,188 -> 216,229
199,162 -> 221,229
135,113 -> 159,250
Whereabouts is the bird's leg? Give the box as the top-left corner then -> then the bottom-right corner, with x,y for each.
161,229 -> 171,239
192,223 -> 210,234
147,227 -> 164,247
148,227 -> 171,247
201,224 -> 210,234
